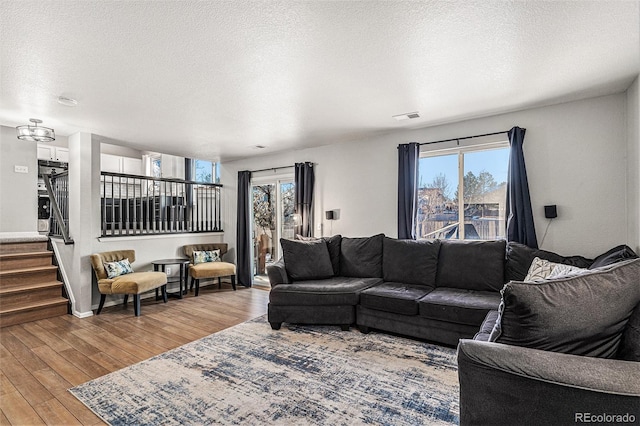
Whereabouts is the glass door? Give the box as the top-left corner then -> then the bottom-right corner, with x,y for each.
250,177 -> 294,284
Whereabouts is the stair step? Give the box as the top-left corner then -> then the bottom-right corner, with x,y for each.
0,251 -> 53,270
0,266 -> 59,288
0,241 -> 48,254
0,298 -> 68,328
0,281 -> 63,309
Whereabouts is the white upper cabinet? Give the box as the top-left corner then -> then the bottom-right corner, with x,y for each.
101,153 -> 142,175
37,144 -> 69,162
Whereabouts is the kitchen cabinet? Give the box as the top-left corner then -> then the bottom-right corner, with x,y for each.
37,145 -> 69,162
101,154 -> 142,175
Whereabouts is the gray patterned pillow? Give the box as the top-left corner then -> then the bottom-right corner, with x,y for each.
104,259 -> 134,279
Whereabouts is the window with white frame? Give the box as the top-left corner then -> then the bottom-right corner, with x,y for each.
193,159 -> 219,184
416,139 -> 509,240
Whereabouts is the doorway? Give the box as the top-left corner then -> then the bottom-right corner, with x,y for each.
250,176 -> 295,286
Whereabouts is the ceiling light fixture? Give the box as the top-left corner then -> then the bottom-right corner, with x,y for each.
393,111 -> 420,121
16,118 -> 56,142
57,96 -> 78,107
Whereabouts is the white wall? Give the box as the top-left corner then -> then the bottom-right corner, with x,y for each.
627,76 -> 640,253
223,92 -> 633,259
0,125 -> 39,232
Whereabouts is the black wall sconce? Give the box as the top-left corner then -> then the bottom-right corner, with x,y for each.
544,205 -> 558,219
325,211 -> 335,220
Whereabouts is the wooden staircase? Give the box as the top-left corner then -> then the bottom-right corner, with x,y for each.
0,240 -> 69,327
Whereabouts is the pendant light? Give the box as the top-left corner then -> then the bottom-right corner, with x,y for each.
16,118 -> 56,142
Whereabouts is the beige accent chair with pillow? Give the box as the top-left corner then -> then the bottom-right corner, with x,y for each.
183,243 -> 237,295
90,250 -> 168,316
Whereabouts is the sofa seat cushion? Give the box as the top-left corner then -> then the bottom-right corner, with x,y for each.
436,240 -> 506,291
189,261 -> 236,279
359,282 -> 434,315
419,288 -> 501,326
269,277 -> 381,306
98,271 -> 167,295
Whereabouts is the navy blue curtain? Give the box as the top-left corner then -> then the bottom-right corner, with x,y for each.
294,162 -> 314,237
236,170 -> 252,287
397,143 -> 419,239
506,126 -> 538,248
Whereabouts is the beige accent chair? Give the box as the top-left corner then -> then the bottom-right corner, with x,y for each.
183,243 -> 237,295
90,250 -> 168,316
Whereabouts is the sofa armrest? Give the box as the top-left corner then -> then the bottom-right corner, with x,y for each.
266,258 -> 289,287
457,339 -> 640,426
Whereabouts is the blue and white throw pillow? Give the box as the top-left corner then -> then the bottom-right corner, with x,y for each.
104,259 -> 134,279
193,250 -> 221,264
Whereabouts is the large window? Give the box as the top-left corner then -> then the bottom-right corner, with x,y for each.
417,142 -> 509,240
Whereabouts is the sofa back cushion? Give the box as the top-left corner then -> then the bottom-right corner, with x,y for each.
383,237 -> 440,287
281,238 -> 334,281
505,242 -> 592,282
435,240 -> 506,291
340,234 -> 384,278
588,244 -> 638,269
297,234 -> 342,276
491,259 -> 640,359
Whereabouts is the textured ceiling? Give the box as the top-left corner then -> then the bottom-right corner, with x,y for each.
1,1 -> 639,161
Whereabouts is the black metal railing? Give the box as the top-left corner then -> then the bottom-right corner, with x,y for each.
45,171 -> 73,244
101,172 -> 223,236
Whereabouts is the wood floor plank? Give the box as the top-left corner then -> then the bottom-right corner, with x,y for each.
58,347 -> 111,379
20,322 -> 73,353
0,287 -> 269,425
2,332 -> 49,372
0,372 -> 16,396
52,390 -> 104,426
32,398 -> 83,426
0,391 -> 45,425
0,348 -> 52,406
31,346 -> 92,386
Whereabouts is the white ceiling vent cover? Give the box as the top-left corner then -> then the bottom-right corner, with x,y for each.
393,112 -> 420,121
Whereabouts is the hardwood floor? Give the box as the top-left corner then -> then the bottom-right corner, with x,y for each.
0,285 -> 270,425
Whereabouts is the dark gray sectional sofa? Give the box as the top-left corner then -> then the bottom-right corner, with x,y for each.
268,235 -> 640,424
267,234 -> 583,346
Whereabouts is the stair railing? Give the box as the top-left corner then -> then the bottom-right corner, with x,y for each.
43,171 -> 74,244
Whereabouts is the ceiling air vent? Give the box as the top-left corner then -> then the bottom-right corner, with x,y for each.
393,111 -> 420,121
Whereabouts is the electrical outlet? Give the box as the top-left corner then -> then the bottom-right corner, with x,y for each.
14,165 -> 28,173
165,267 -> 172,276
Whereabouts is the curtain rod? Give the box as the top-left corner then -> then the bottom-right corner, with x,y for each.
418,130 -> 510,146
250,165 -> 295,173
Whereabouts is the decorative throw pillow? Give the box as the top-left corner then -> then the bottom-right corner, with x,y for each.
523,257 -> 555,281
193,250 -> 221,264
546,263 -> 588,279
280,238 -> 334,281
524,257 -> 587,281
295,234 -> 342,276
490,258 -> 640,358
104,259 -> 134,279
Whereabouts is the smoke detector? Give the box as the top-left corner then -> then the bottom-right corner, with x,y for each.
393,111 -> 420,121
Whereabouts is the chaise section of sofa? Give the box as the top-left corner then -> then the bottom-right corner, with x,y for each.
267,234 -> 383,330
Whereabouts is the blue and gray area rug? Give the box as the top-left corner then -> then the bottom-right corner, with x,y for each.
70,316 -> 459,425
